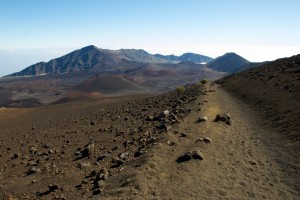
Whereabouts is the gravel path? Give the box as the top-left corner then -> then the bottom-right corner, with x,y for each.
136,83 -> 299,200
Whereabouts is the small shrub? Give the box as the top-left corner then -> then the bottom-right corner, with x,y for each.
196,82 -> 202,86
176,86 -> 185,93
200,79 -> 209,84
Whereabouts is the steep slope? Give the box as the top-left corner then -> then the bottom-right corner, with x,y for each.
7,45 -> 103,76
154,52 -> 213,63
218,54 -> 300,144
207,52 -> 250,73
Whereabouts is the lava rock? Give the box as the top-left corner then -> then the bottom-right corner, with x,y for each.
197,117 -> 208,122
191,150 -> 204,160
176,152 -> 193,163
203,137 -> 212,143
214,114 -> 231,125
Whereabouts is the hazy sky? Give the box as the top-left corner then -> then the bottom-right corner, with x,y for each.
0,0 -> 300,76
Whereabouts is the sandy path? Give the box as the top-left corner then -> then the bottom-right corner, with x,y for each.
135,83 -> 299,199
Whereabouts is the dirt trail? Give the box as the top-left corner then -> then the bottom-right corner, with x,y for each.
135,83 -> 299,199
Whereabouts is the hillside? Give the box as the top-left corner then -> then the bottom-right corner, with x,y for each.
207,52 -> 250,73
74,74 -> 148,95
218,54 -> 300,144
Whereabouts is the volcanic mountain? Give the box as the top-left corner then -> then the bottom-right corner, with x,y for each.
5,45 -> 212,77
206,52 -> 250,73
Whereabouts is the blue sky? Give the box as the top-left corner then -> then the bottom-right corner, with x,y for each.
0,0 -> 300,76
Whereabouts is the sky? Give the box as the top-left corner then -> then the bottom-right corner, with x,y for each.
0,0 -> 300,76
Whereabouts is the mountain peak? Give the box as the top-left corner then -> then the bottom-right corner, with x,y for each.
80,45 -> 99,52
207,52 -> 250,73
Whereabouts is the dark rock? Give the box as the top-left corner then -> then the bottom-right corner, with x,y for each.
214,114 -> 231,125
27,167 -> 41,175
176,152 -> 192,163
197,117 -> 207,122
80,143 -> 95,158
158,110 -> 170,119
134,149 -> 147,157
177,150 -> 204,163
111,158 -> 125,168
180,132 -> 188,137
146,115 -> 154,121
157,123 -> 172,131
191,150 -> 204,160
203,137 -> 212,143
48,184 -> 59,192
93,189 -> 101,195
98,168 -> 109,180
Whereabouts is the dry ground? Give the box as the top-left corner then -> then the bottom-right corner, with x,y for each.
0,82 -> 299,200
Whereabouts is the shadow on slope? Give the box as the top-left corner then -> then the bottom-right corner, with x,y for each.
217,54 -> 300,145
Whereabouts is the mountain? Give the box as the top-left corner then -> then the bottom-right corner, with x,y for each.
5,45 -> 216,77
5,45 -> 169,77
154,53 -> 213,63
206,52 -> 250,73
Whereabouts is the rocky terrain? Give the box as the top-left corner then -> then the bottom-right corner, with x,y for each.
1,77 -> 299,199
1,51 -> 299,199
0,82 -> 207,199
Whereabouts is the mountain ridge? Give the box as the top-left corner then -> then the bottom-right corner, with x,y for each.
5,45 -> 214,77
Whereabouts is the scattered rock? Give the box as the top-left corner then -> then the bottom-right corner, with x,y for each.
97,180 -> 106,188
249,161 -> 257,165
180,132 -> 188,137
203,137 -> 212,143
197,117 -> 207,122
27,166 -> 41,175
146,115 -> 154,121
78,143 -> 95,158
111,158 -> 125,168
157,124 -> 171,131
79,162 -> 91,169
195,138 -> 204,142
176,152 -> 193,163
177,150 -> 204,163
48,184 -> 59,192
158,110 -> 170,118
215,113 -> 231,125
119,152 -> 129,159
98,168 -> 109,180
191,150 -> 204,160
93,189 -> 101,195
134,149 -> 147,157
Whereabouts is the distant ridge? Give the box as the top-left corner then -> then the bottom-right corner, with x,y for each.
154,52 -> 213,63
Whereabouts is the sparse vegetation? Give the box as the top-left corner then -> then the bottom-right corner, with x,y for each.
200,79 -> 209,84
176,86 -> 186,93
